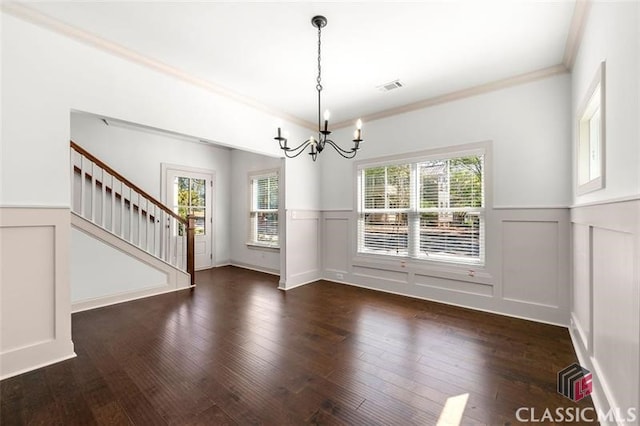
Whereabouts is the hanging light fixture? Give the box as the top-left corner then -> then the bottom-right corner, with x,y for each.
275,15 -> 363,161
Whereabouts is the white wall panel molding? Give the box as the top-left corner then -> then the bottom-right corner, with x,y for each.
571,199 -> 640,233
280,210 -> 321,290
0,207 -> 75,379
320,208 -> 570,325
570,199 -> 639,422
322,216 -> 350,276
493,205 -> 570,210
571,194 -> 640,209
500,219 -> 563,308
571,223 -> 592,353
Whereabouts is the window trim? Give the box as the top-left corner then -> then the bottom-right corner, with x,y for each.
248,168 -> 280,249
353,141 -> 491,268
576,61 -> 606,196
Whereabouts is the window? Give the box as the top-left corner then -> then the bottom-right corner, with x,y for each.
249,170 -> 279,248
172,176 -> 206,236
357,148 -> 485,265
577,61 -> 605,195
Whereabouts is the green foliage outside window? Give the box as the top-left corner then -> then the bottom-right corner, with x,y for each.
174,177 -> 206,236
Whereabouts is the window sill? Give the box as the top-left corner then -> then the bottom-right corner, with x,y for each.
352,253 -> 492,285
246,242 -> 280,252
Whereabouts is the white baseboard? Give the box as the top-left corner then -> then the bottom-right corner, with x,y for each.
568,323 -> 617,426
278,277 -> 318,291
72,285 -> 195,313
0,352 -> 77,381
229,261 -> 280,276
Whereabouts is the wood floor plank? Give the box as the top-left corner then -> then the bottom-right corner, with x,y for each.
0,266 -> 593,425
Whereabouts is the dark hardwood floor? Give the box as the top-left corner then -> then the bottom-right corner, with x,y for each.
1,266 -> 594,425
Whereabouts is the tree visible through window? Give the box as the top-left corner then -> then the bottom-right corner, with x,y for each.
173,177 -> 206,236
250,171 -> 279,247
358,151 -> 484,265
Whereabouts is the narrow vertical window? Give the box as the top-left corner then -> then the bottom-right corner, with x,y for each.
249,171 -> 279,248
172,176 -> 206,236
577,61 -> 606,195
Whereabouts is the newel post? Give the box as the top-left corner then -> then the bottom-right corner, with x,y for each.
186,215 -> 196,287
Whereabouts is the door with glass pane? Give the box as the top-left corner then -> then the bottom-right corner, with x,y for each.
165,169 -> 213,270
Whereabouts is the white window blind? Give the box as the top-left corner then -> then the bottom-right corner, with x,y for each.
358,153 -> 484,265
360,164 -> 411,255
250,171 -> 279,247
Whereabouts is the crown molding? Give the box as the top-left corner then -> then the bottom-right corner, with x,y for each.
563,0 -> 591,70
1,2 -> 317,131
332,64 -> 569,129
3,2 -> 575,132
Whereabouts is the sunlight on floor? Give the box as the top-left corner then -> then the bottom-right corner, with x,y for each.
436,393 -> 469,426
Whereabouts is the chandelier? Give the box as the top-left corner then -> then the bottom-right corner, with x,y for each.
275,15 -> 363,162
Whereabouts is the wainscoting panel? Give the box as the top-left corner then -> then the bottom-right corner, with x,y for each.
352,265 -> 409,284
320,208 -> 570,325
571,223 -> 591,351
322,216 -> 349,275
592,227 -> 636,414
502,220 -> 560,308
0,207 -> 75,379
570,199 -> 640,421
0,226 -> 56,352
281,210 -> 322,289
414,274 -> 493,296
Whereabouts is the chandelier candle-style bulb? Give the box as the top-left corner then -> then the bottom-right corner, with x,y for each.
273,15 -> 364,161
323,110 -> 330,133
309,136 -> 317,155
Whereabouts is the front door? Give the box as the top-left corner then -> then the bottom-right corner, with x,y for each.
165,168 -> 213,270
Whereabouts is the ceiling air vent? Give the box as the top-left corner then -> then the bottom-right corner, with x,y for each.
378,79 -> 404,92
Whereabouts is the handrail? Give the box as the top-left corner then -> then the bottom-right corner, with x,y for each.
70,140 -> 186,225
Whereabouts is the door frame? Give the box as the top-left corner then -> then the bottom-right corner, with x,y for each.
161,163 -> 215,270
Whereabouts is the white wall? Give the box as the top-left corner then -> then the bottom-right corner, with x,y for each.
71,227 -> 166,302
321,74 -> 571,209
71,112 -> 232,265
569,2 -> 640,423
0,11 -> 311,208
229,149 -> 282,273
319,74 -> 573,325
571,1 -> 640,206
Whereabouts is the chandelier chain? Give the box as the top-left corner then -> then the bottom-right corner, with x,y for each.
274,15 -> 362,162
316,26 -> 322,92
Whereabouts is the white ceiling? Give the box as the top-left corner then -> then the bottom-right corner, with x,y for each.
25,1 -> 576,128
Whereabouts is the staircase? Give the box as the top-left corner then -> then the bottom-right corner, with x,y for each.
70,141 -> 195,311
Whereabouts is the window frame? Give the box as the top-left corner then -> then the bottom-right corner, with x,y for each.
576,61 -> 606,195
248,168 -> 280,249
354,142 -> 490,268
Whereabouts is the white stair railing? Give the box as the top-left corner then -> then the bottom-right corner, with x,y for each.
70,141 -> 194,282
